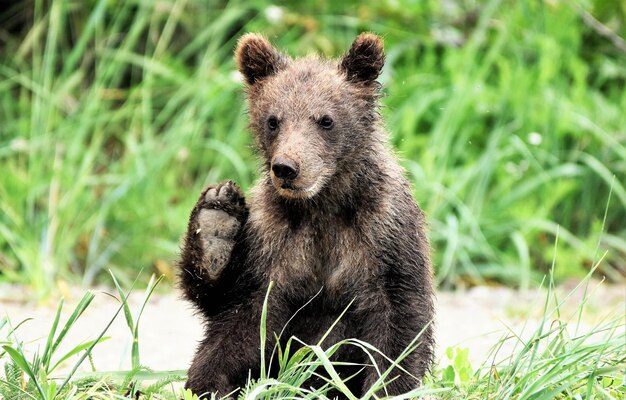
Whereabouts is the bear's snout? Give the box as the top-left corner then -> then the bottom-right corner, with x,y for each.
271,155 -> 299,181
269,149 -> 330,199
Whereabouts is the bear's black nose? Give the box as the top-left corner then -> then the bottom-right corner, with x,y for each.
272,156 -> 299,180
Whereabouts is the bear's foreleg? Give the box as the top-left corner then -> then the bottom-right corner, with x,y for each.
359,289 -> 434,396
185,299 -> 264,398
178,181 -> 249,315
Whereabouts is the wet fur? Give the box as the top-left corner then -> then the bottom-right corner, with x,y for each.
178,33 -> 435,398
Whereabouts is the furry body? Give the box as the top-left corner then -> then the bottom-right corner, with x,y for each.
178,33 -> 434,397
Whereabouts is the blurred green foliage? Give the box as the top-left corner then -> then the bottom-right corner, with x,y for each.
0,0 -> 624,296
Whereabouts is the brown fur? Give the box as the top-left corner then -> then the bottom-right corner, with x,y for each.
178,33 -> 435,398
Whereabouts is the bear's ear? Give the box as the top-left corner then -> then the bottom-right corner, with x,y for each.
235,33 -> 288,85
339,33 -> 385,84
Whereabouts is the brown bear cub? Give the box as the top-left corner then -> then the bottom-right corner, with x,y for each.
179,33 -> 434,397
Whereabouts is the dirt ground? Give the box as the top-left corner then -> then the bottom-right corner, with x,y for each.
0,281 -> 623,375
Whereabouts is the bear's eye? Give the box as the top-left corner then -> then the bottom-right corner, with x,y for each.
318,115 -> 334,130
267,116 -> 279,131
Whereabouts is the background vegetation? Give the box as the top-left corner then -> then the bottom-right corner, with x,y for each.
0,0 -> 625,298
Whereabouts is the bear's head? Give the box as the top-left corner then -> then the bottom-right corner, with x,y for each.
235,33 -> 385,201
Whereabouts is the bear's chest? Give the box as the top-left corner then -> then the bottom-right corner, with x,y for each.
259,220 -> 373,295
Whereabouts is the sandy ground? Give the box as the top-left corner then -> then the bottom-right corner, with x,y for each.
0,281 -> 623,376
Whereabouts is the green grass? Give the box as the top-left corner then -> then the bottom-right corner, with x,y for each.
1,267 -> 624,399
0,1 -> 624,294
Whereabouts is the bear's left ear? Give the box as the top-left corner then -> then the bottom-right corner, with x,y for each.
339,33 -> 385,84
235,33 -> 289,85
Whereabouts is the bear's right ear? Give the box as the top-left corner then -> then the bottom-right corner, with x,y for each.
235,33 -> 288,85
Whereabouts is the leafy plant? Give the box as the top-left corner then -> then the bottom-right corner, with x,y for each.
441,347 -> 473,386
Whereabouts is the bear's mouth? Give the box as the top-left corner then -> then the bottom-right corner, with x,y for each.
273,179 -> 323,200
270,167 -> 330,200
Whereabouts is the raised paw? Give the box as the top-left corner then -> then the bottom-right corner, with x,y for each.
189,181 -> 247,280
197,181 -> 247,220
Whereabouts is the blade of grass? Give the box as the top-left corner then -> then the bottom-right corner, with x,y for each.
41,298 -> 64,369
48,292 -> 95,369
259,281 -> 274,380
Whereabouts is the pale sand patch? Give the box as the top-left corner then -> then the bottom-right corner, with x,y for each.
0,281 -> 623,375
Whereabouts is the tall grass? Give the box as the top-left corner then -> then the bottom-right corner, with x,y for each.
0,0 -> 624,295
